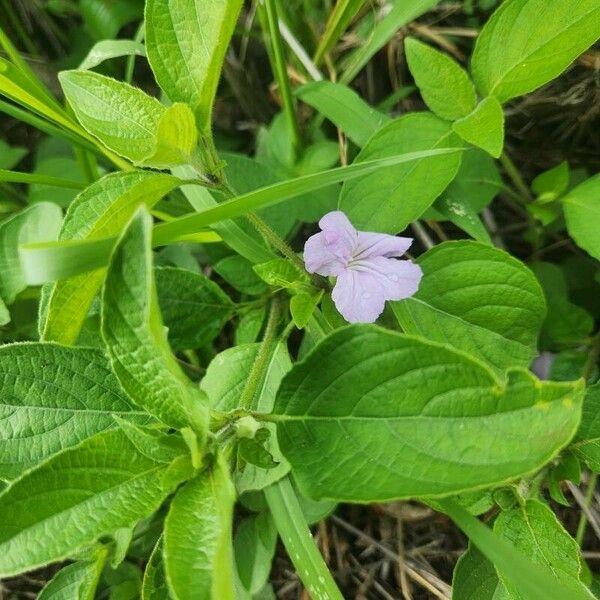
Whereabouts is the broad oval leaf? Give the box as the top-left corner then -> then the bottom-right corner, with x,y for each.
392,241 -> 546,373
145,0 -> 244,132
0,429 -> 180,577
0,343 -> 148,480
471,0 -> 600,103
102,209 -> 206,432
405,37 -> 476,121
40,171 -> 181,345
338,112 -> 463,233
156,266 -> 234,351
59,70 -> 164,162
163,455 -> 236,600
562,173 -> 600,261
452,96 -> 505,158
494,500 -> 592,599
272,325 -> 583,502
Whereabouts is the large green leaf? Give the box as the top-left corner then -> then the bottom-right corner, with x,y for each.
338,113 -> 463,233
563,173 -> 600,261
0,343 -> 148,480
296,81 -> 390,147
163,455 -> 235,600
494,500 -> 592,599
392,241 -> 546,373
271,325 -> 583,502
471,0 -> 600,103
40,171 -> 181,345
405,37 -> 476,121
101,209 -> 206,432
0,429 -> 184,577
0,202 -> 61,304
59,70 -> 163,162
38,553 -> 107,600
145,0 -> 243,132
155,266 -> 234,351
572,383 -> 600,472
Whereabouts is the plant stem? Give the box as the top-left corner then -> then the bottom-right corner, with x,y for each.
576,472 -> 598,546
265,477 -> 344,600
500,151 -> 532,202
261,0 -> 302,154
239,295 -> 283,410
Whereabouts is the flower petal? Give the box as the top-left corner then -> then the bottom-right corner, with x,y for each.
319,211 -> 357,260
331,269 -> 386,323
353,256 -> 423,301
355,231 -> 413,259
303,232 -> 347,276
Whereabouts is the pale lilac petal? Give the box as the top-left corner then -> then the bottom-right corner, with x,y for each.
318,211 -> 357,260
331,269 -> 386,323
352,256 -> 423,301
531,352 -> 555,380
303,232 -> 347,276
355,231 -> 413,259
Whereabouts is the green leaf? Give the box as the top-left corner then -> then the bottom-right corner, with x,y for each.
0,202 -> 62,304
405,37 -> 476,121
442,499 -> 594,600
59,70 -> 163,162
471,0 -> 600,103
235,307 -> 266,346
296,81 -> 390,147
0,343 -> 149,480
138,103 -> 198,169
272,325 -> 582,502
253,258 -> 309,290
78,39 -> 146,71
201,343 -> 291,493
142,539 -> 171,600
392,241 -> 546,372
452,544 -> 500,600
0,429 -> 182,577
80,0 -> 143,40
563,174 -> 600,261
39,171 -> 181,345
234,512 -> 277,595
338,113 -> 463,233
532,161 -> 569,200
101,209 -> 207,433
494,500 -> 591,599
145,0 -> 244,132
27,157 -> 86,208
452,96 -> 505,158
38,553 -> 107,600
0,139 -> 27,170
434,196 -> 492,244
155,266 -> 234,351
215,255 -> 269,295
163,455 -> 236,600
290,291 -> 323,329
572,383 -> 600,472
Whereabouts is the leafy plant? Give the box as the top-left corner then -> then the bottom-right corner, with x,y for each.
0,0 -> 599,598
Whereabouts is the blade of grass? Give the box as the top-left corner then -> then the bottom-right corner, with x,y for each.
314,0 -> 366,65
0,169 -> 86,189
340,0 -> 441,84
439,499 -> 594,600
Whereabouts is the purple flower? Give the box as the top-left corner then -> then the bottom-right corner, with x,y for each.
531,352 -> 556,380
303,211 -> 423,323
